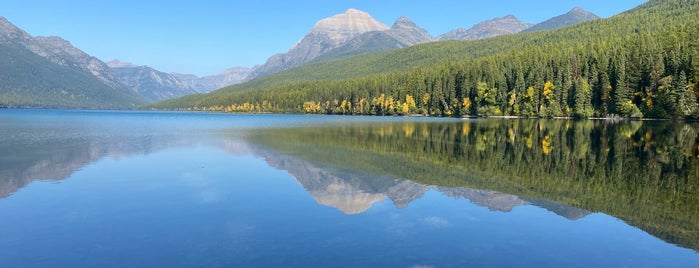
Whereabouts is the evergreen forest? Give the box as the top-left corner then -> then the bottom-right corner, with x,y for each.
150,0 -> 699,119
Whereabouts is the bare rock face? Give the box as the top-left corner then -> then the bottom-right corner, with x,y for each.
110,64 -> 199,101
386,16 -> 433,46
307,8 -> 389,45
33,36 -> 127,91
174,67 -> 252,93
311,16 -> 433,63
0,16 -> 36,47
438,15 -> 533,41
247,8 -> 388,79
523,7 -> 600,33
1,18 -> 128,92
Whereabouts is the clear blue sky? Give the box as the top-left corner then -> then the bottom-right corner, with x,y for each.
0,0 -> 647,76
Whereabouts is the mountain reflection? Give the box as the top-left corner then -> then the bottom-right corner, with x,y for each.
245,119 -> 699,251
0,132 -> 218,198
2,115 -> 698,251
253,145 -> 590,218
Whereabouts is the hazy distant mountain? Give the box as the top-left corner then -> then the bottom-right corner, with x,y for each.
107,60 -> 251,97
523,7 -> 600,32
172,66 -> 252,93
438,15 -> 533,41
313,16 -> 433,63
247,8 -> 389,79
0,16 -> 145,108
105,59 -> 138,68
107,61 -> 198,101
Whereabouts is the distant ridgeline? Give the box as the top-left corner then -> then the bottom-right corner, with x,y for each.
244,119 -> 699,251
151,0 -> 699,119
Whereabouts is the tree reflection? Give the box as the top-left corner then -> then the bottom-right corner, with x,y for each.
247,119 -> 699,250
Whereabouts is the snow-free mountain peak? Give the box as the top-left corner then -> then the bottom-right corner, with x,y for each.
309,8 -> 388,38
247,8 -> 390,79
387,16 -> 433,45
523,7 -> 600,32
438,15 -> 533,41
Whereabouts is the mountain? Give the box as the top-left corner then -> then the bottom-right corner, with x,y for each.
438,15 -> 532,41
385,16 -> 433,46
523,7 -> 600,32
172,66 -> 252,93
0,17 -> 145,108
105,59 -> 137,68
246,8 -> 389,79
150,0 -> 699,119
31,36 -> 127,90
313,16 -> 433,63
107,61 -> 198,101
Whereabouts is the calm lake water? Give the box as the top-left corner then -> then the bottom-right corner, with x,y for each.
1,109 -> 698,267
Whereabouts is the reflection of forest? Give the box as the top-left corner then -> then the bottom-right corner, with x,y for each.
246,119 -> 699,251
254,146 -> 589,218
3,118 -> 697,251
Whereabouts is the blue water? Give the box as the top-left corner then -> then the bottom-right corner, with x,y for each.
0,109 -> 697,267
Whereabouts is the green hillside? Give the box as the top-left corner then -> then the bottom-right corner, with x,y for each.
0,43 -> 146,109
150,0 -> 699,119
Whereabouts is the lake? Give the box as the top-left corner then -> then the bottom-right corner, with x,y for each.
1,109 -> 698,267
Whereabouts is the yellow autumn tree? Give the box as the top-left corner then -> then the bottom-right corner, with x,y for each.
405,94 -> 417,112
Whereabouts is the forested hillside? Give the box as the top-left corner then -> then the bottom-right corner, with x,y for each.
0,17 -> 146,109
151,0 -> 699,119
0,42 -> 146,109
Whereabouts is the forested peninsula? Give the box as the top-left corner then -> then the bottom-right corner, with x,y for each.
150,0 -> 699,119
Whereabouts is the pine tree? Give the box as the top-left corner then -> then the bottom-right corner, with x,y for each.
676,71 -> 698,117
574,78 -> 593,117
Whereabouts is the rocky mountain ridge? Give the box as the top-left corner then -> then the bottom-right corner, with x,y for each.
0,16 -> 145,108
438,15 -> 533,41
172,66 -> 252,93
245,7 -> 599,80
1,6 -> 602,107
311,16 -> 433,63
523,7 -> 601,32
32,36 -> 127,91
246,8 -> 390,79
108,60 -> 251,98
108,62 -> 198,101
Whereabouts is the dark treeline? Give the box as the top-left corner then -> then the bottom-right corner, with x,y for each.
152,0 -> 699,119
245,119 -> 699,250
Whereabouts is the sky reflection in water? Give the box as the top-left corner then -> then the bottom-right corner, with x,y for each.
0,110 -> 697,267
